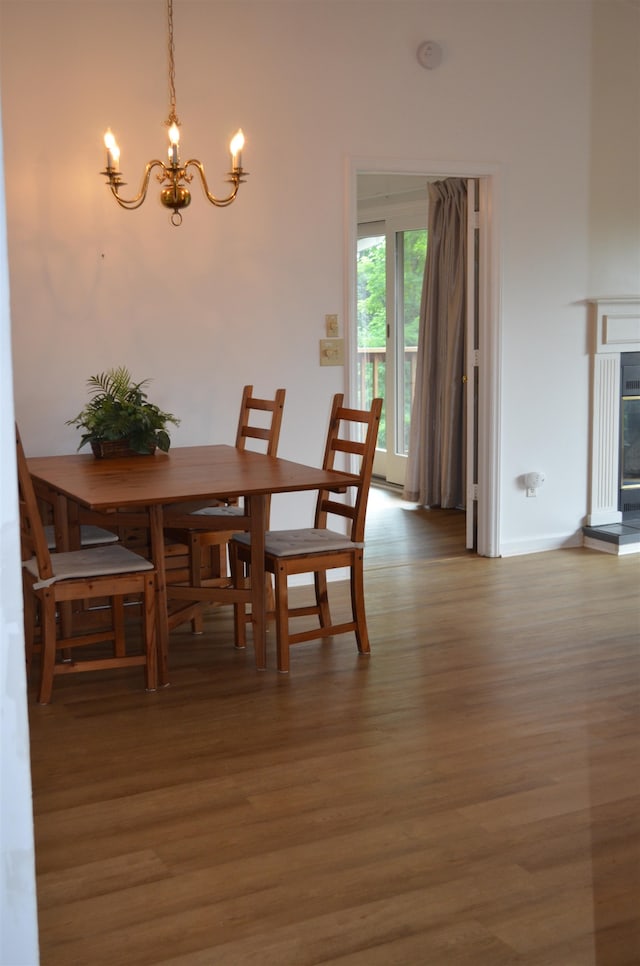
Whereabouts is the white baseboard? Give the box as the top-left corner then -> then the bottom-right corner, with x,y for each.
499,532 -> 584,557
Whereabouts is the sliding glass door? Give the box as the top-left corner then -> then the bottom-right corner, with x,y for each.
356,212 -> 427,485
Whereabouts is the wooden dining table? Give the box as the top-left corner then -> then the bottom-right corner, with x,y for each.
27,445 -> 353,684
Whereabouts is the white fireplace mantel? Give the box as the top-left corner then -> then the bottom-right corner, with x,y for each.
588,296 -> 640,526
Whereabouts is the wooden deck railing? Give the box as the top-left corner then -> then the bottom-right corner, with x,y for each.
356,346 -> 418,404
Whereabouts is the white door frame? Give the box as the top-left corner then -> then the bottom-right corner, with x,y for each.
465,177 -> 479,550
345,157 -> 503,558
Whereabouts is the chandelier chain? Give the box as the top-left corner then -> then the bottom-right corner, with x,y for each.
167,0 -> 180,127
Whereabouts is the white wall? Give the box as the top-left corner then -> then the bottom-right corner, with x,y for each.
589,0 -> 640,296
0,100 -> 40,964
0,0 -> 638,550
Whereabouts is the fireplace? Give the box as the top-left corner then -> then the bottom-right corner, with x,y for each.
583,297 -> 640,554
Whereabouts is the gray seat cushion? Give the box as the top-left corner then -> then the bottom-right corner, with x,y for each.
24,544 -> 153,590
192,505 -> 244,518
233,528 -> 363,558
44,524 -> 119,550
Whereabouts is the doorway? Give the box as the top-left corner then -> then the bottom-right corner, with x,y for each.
347,161 -> 502,558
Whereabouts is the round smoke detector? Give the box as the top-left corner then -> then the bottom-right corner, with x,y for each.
417,40 -> 443,70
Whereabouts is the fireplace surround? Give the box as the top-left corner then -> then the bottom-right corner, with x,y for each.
583,297 -> 640,554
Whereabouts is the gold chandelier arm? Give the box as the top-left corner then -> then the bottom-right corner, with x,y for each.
185,160 -> 245,208
105,160 -> 166,210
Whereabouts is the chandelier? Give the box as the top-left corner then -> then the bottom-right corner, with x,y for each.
100,0 -> 248,227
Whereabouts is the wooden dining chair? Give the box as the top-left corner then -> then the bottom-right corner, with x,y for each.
16,426 -> 158,704
164,384 -> 286,634
229,393 -> 382,673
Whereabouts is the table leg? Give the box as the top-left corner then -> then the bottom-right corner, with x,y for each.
53,492 -> 71,551
247,494 -> 267,670
148,504 -> 170,686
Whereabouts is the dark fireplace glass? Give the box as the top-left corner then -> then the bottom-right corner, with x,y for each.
620,354 -> 640,517
621,396 -> 640,488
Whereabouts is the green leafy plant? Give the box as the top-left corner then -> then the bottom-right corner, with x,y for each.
67,366 -> 180,454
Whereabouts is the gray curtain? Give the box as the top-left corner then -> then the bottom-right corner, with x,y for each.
404,178 -> 467,507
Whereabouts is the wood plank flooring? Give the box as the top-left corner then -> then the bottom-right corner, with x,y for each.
28,487 -> 640,965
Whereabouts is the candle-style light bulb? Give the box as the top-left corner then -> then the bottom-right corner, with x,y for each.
168,122 -> 180,165
104,128 -> 120,171
230,129 -> 245,172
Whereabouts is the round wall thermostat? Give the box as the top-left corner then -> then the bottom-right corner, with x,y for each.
417,40 -> 443,70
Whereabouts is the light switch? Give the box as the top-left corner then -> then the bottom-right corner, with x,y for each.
319,339 -> 344,366
325,314 -> 339,337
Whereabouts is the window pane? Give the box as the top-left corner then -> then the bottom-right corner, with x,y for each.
398,229 -> 427,455
357,233 -> 386,450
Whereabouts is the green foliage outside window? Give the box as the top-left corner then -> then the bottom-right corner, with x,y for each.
357,230 -> 427,452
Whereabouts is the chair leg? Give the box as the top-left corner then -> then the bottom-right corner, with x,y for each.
113,596 -> 126,657
142,574 -> 158,691
351,551 -> 370,655
217,542 -> 229,581
265,572 -> 275,614
38,591 -> 58,705
59,600 -> 74,641
189,534 -> 205,635
22,578 -> 36,674
314,571 -> 331,627
274,563 -> 291,674
230,543 -> 248,649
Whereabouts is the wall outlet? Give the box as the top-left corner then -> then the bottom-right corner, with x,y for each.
325,314 -> 339,337
319,338 -> 344,366
524,471 -> 545,497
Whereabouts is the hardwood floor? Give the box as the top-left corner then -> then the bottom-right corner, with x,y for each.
28,487 -> 640,965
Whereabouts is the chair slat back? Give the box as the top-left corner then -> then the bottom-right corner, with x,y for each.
315,395 -> 383,542
15,425 -> 54,580
235,385 -> 286,456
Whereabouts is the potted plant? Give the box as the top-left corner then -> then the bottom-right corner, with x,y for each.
67,366 -> 180,457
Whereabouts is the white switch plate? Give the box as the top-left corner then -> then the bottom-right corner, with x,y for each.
325,314 -> 339,337
319,338 -> 344,366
